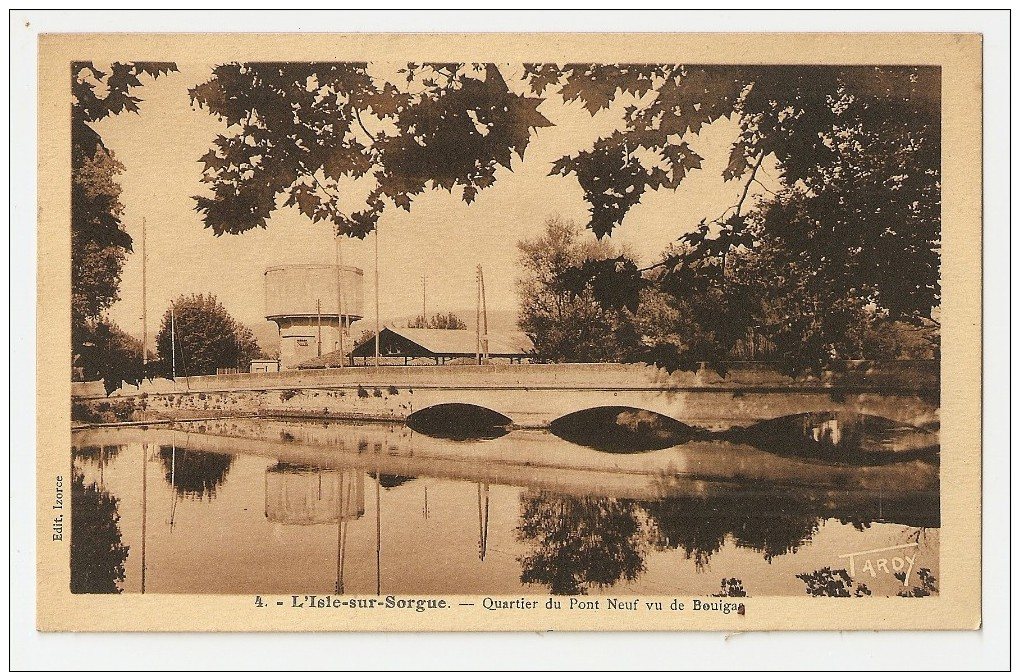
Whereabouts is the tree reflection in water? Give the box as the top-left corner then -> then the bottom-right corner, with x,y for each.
515,492 -> 650,595
72,444 -> 123,467
158,447 -> 234,500
517,488 -> 830,591
369,473 -> 416,489
70,469 -> 129,593
642,490 -> 821,569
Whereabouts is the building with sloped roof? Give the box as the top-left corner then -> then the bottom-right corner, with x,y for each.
298,326 -> 533,367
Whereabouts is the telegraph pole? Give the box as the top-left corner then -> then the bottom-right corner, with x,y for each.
141,217 -> 147,368
170,303 -> 177,391
422,274 -> 426,323
316,298 -> 323,357
335,234 -> 346,367
480,266 -> 489,364
374,222 -> 380,367
475,266 -> 481,364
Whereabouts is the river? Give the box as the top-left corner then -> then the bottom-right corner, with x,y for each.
70,416 -> 939,597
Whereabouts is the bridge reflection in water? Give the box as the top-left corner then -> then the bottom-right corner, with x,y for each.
70,415 -> 939,597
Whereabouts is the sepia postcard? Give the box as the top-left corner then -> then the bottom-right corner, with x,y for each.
36,30 -> 982,633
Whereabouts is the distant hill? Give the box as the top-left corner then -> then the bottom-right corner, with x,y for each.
245,320 -> 284,358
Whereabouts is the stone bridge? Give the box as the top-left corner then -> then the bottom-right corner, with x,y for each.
73,361 -> 939,431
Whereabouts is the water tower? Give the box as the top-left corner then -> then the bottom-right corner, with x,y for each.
265,264 -> 364,369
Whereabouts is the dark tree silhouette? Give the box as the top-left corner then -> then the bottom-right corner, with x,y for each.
70,470 -> 129,593
797,567 -> 872,598
712,578 -> 748,598
517,217 -> 640,363
72,444 -> 124,467
71,61 -> 177,369
190,63 -> 551,238
515,492 -> 649,595
159,447 -> 235,500
155,293 -> 264,377
75,319 -> 147,394
642,490 -> 822,569
530,65 -> 940,373
897,568 -> 938,597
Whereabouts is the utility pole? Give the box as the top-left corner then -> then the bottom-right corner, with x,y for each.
316,298 -> 322,357
422,274 -> 426,324
480,266 -> 489,364
476,266 -> 481,364
374,222 -> 380,367
335,234 -> 346,367
141,217 -> 147,368
170,302 -> 177,391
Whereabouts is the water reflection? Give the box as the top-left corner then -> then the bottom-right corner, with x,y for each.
71,420 -> 940,596
73,444 -> 123,467
70,468 -> 129,593
369,473 -> 417,489
516,487 -> 937,593
797,567 -> 873,597
644,491 -> 821,566
544,408 -> 940,466
735,412 -> 939,465
265,464 -> 365,525
516,492 -> 649,595
549,407 -> 698,453
158,446 -> 235,500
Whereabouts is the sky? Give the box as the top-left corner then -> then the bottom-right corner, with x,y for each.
98,62 -> 781,341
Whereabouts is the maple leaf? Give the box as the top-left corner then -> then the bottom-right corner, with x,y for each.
286,183 -> 320,220
722,141 -> 752,182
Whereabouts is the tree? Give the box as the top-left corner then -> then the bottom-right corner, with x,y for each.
71,61 -> 177,364
191,62 -> 940,373
155,293 -> 264,376
528,64 -> 940,372
517,217 -> 640,362
407,312 -> 468,329
189,63 -> 552,239
76,318 -> 147,395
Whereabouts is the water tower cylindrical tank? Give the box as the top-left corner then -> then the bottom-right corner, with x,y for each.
265,264 -> 364,369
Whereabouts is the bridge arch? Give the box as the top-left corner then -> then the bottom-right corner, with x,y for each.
406,403 -> 512,440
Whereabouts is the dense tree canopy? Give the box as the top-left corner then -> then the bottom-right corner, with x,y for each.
75,319 -> 148,395
190,63 -> 551,238
191,62 -> 940,373
71,62 -> 177,361
155,293 -> 263,376
517,217 -> 640,363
